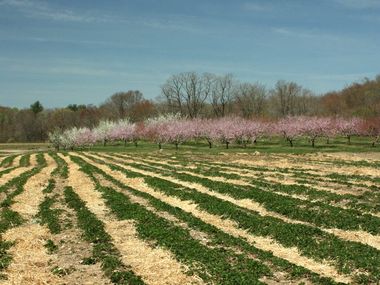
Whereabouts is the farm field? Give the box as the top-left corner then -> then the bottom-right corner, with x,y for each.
0,150 -> 380,284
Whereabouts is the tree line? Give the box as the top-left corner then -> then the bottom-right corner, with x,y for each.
49,115 -> 380,151
1,73 -> 379,143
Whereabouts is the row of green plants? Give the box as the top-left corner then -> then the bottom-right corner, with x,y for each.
134,153 -> 380,212
72,154 -> 345,284
84,152 -> 380,280
71,155 -> 333,284
0,155 -> 17,168
80,153 -> 380,283
0,154 -> 45,278
111,153 -> 378,211
98,153 -> 380,234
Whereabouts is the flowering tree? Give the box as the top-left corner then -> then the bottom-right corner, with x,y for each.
144,113 -> 181,149
276,116 -> 304,147
49,115 -> 377,150
162,119 -> 193,149
360,117 -> 380,147
74,127 -> 97,148
196,119 -> 219,148
247,121 -> 269,145
94,120 -> 115,146
109,119 -> 136,146
336,117 -> 362,144
213,117 -> 240,149
323,117 -> 338,144
48,129 -> 63,151
301,117 -> 331,147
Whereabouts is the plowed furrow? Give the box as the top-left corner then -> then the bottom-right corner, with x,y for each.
90,152 -> 380,251
59,153 -> 201,285
79,153 -> 351,284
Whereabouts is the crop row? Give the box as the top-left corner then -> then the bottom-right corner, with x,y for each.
79,153 -> 380,283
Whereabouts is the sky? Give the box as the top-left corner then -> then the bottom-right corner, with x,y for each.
0,0 -> 379,108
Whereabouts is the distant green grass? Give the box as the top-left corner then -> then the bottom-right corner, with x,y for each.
2,136 -> 379,154
84,136 -> 380,155
0,143 -> 50,151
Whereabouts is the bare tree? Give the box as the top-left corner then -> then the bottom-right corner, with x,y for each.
182,72 -> 211,118
271,80 -> 301,117
161,74 -> 185,115
161,72 -> 213,118
102,90 -> 143,119
211,74 -> 234,117
234,82 -> 267,118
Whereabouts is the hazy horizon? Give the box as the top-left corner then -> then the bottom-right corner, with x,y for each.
1,0 -> 379,108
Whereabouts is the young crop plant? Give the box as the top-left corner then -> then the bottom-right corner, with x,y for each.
37,195 -> 62,234
0,155 -> 17,168
63,186 -> 144,285
73,155 -> 339,284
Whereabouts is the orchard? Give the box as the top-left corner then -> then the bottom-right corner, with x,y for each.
49,115 -> 380,150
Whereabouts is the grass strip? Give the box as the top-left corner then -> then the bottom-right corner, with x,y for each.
75,155 -> 339,285
71,155 -> 276,285
84,154 -> 380,284
49,152 -> 68,179
0,153 -> 46,278
120,157 -> 380,235
63,186 -> 144,285
37,194 -> 61,234
19,154 -> 31,167
0,155 -> 17,168
114,154 -> 379,212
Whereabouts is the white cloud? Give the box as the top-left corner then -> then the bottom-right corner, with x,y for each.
0,0 -> 206,34
243,2 -> 271,12
334,0 -> 380,9
272,27 -> 347,42
0,0 -> 111,23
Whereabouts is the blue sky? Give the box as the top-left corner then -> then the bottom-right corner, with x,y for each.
0,0 -> 379,108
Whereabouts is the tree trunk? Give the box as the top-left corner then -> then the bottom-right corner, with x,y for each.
326,137 -> 330,144
347,135 -> 351,145
175,143 -> 179,150
207,140 -> 212,148
124,140 -> 127,147
103,140 -> 107,147
158,142 -> 162,150
312,138 -> 315,148
134,141 -> 138,147
288,139 -> 293,147
226,141 -> 229,149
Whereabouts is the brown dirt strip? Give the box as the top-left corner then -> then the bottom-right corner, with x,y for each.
11,154 -> 56,219
0,154 -> 37,187
2,154 -> 60,284
93,153 -> 310,221
118,154 -> 380,218
104,153 -> 311,202
0,155 -> 19,170
93,173 -> 211,248
232,158 -> 380,179
116,152 -> 368,196
79,152 -> 351,284
93,173 -> 313,285
2,224 -> 61,285
91,153 -> 380,252
10,155 -> 22,168
152,152 -> 379,189
59,153 -> 202,285
118,154 -> 368,197
47,163 -> 113,285
157,153 -> 379,191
